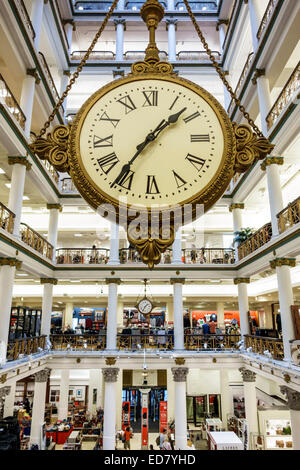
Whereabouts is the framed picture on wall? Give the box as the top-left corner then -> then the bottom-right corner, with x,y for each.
76,389 -> 82,398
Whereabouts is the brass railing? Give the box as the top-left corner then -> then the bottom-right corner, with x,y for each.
117,332 -> 174,350
38,52 -> 61,103
60,177 -> 78,193
257,0 -> 279,41
42,159 -> 59,184
14,0 -> 36,42
182,248 -> 235,264
119,248 -> 173,264
228,52 -> 254,115
244,335 -> 284,360
238,223 -> 272,260
50,334 -> 106,350
277,196 -> 300,234
56,248 -> 110,264
0,73 -> 26,130
0,202 -> 15,234
20,223 -> 54,260
222,0 -> 239,51
7,336 -> 46,361
266,61 -> 300,130
185,333 -> 241,350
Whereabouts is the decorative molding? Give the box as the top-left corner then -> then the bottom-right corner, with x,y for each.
63,19 -> 76,31
252,69 -> 265,85
0,258 -> 22,269
174,357 -> 185,365
34,368 -> 51,383
229,203 -> 244,212
166,18 -> 177,30
0,374 -> 8,384
234,278 -> 250,285
261,156 -> 284,171
105,278 -> 121,285
216,19 -> 229,31
239,367 -> 256,382
27,68 -> 41,85
0,387 -> 11,399
63,70 -> 71,77
114,18 -> 126,30
105,357 -> 117,366
40,278 -> 58,285
8,156 -> 32,171
171,367 -> 189,382
283,373 -> 291,384
269,258 -> 296,269
170,278 -> 185,285
280,386 -> 300,411
102,368 -> 119,383
47,203 -> 63,212
112,70 -> 125,78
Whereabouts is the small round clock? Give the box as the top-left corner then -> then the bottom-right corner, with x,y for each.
137,298 -> 153,315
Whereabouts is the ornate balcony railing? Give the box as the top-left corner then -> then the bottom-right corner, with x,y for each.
38,52 -> 61,103
176,50 -> 220,61
117,332 -> 174,350
257,0 -> 279,41
119,248 -> 173,264
50,333 -> 106,351
238,223 -> 272,261
0,73 -> 26,130
7,336 -> 46,361
124,50 -> 167,61
175,1 -> 218,11
185,333 -> 241,350
60,177 -> 78,193
277,196 -> 300,234
0,202 -> 15,234
14,0 -> 36,42
244,335 -> 284,360
182,248 -> 235,264
222,0 -> 239,51
42,160 -> 59,185
56,248 -> 110,264
71,50 -> 115,61
228,52 -> 254,115
20,223 -> 54,260
266,61 -> 300,130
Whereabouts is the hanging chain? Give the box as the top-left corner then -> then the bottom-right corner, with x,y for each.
36,0 -> 119,139
182,0 -> 264,138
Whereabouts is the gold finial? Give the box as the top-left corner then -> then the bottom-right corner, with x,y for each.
141,0 -> 165,64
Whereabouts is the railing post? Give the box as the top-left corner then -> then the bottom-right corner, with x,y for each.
106,279 -> 121,350
40,278 -> 57,343
166,19 -> 177,62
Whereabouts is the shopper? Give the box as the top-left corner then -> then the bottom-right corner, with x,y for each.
162,436 -> 172,450
124,426 -> 132,450
159,428 -> 167,450
209,317 -> 217,334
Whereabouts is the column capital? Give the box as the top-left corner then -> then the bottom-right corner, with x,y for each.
26,68 -> 41,85
114,18 -> 126,30
40,278 -> 58,285
8,156 -> 32,171
170,278 -> 185,285
35,368 -> 51,383
112,69 -> 125,78
105,278 -> 121,285
239,367 -> 256,382
261,156 -> 284,171
102,368 -> 119,383
252,68 -> 265,85
234,278 -> 250,285
47,203 -> 63,212
0,258 -> 22,269
63,19 -> 76,31
216,19 -> 229,31
63,70 -> 71,77
0,386 -> 11,399
171,367 -> 189,382
270,258 -> 296,269
280,386 -> 300,411
166,18 -> 178,30
229,203 -> 245,212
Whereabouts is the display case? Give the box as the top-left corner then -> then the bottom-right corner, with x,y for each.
258,408 -> 293,450
9,307 -> 42,340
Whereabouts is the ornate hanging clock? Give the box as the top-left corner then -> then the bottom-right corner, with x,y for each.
31,0 -> 274,269
136,279 -> 154,315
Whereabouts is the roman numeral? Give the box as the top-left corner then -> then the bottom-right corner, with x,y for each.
173,170 -> 187,188
97,152 -> 119,174
169,96 -> 179,111
183,111 -> 200,124
93,134 -> 113,148
186,154 -> 206,172
117,95 -> 137,114
99,111 -> 120,128
191,134 -> 210,143
142,90 -> 158,107
146,175 -> 160,194
118,170 -> 135,190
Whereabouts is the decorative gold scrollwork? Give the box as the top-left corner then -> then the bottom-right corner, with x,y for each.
30,125 -> 70,173
233,123 -> 274,173
131,60 -> 174,75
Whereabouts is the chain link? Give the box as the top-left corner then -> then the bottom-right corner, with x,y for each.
182,0 -> 264,138
36,0 -> 119,139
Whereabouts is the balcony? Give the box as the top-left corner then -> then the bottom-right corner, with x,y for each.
7,335 -> 46,361
13,0 -> 36,43
176,50 -> 220,62
60,177 -> 78,193
0,202 -> 15,234
244,335 -> 284,361
266,61 -> 300,131
0,73 -> 26,131
277,196 -> 300,234
182,248 -> 235,264
238,223 -> 272,261
256,0 -> 280,41
70,50 -> 220,63
20,223 -> 54,260
228,53 -> 254,115
56,248 -> 109,264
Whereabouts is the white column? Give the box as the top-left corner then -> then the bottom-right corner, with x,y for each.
270,259 -> 295,362
64,302 -> 73,328
167,369 -> 175,421
167,0 -> 175,10
140,388 -> 151,450
114,20 -> 125,62
166,299 -> 174,325
116,371 -> 123,430
172,367 -> 188,450
230,203 -> 244,261
30,368 -> 51,449
108,222 -> 120,265
217,301 -> 225,331
172,227 -> 183,264
234,278 -> 251,338
102,368 -> 119,450
40,279 -> 56,338
220,369 -> 231,428
8,158 -> 30,236
0,260 -> 18,365
30,0 -> 44,49
47,204 -> 61,261
117,0 -> 125,9
58,369 -> 69,421
117,300 -> 124,328
59,72 -> 70,113
166,19 -> 177,62
106,279 -> 120,350
239,368 -> 258,443
261,158 -> 284,237
172,279 -> 185,350
280,387 -> 300,451
255,73 -> 272,136
248,0 -> 261,51
217,20 -> 228,51
20,73 -> 37,138
63,21 -> 75,53
3,381 -> 16,418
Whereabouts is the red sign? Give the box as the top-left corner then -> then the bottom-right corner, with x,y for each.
159,401 -> 168,433
141,394 -> 148,447
122,401 -> 130,431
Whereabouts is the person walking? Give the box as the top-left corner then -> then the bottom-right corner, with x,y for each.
159,428 -> 167,450
162,435 -> 172,450
124,426 -> 133,450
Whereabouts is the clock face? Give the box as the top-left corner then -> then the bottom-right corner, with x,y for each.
70,74 -> 235,213
138,298 -> 153,314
